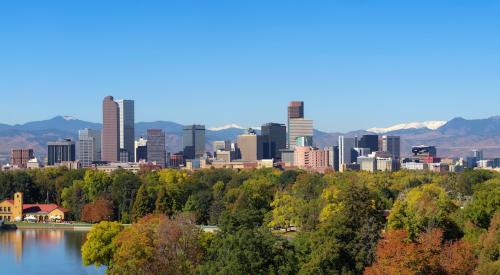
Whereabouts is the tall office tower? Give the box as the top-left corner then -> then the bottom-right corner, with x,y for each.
338,136 -> 358,166
116,100 -> 135,162
287,101 -> 307,148
382,135 -> 401,160
236,130 -> 263,162
102,96 -> 120,162
288,119 -> 314,149
134,137 -> 148,162
10,149 -> 34,168
47,139 -> 76,166
261,123 -> 286,160
359,135 -> 379,153
183,125 -> 206,160
78,129 -> 101,167
328,146 -> 340,171
147,129 -> 166,167
471,149 -> 484,160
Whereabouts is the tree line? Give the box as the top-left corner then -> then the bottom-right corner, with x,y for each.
1,167 -> 499,274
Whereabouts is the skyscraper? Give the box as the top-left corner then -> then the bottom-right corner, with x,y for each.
382,135 -> 401,160
102,96 -> 120,162
116,99 -> 135,162
471,149 -> 484,160
183,125 -> 206,160
338,136 -> 358,166
147,129 -> 166,167
287,101 -> 304,148
328,146 -> 339,171
288,119 -> 314,149
236,130 -> 263,162
78,128 -> 101,167
47,139 -> 76,166
261,123 -> 286,160
287,101 -> 313,149
358,135 -> 379,153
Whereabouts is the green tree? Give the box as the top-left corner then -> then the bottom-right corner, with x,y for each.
268,192 -> 304,231
82,221 -> 122,267
61,180 -> 88,220
82,170 -> 112,202
132,184 -> 155,221
200,227 -> 299,274
388,184 -> 461,240
464,179 -> 500,229
155,185 -> 176,216
111,170 -> 141,222
301,182 -> 384,274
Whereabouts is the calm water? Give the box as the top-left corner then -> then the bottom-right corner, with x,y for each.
0,229 -> 105,275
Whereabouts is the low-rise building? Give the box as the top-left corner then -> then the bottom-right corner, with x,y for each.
0,192 -> 68,222
26,158 -> 41,169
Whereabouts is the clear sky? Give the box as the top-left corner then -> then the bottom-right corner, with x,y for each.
0,0 -> 499,132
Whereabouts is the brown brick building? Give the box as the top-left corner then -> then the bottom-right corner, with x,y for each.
10,149 -> 34,168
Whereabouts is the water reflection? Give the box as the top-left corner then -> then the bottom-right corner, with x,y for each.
0,229 -> 104,275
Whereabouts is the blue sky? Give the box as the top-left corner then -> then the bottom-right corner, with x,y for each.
0,1 -> 499,132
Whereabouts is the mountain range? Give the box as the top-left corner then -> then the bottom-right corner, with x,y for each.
1,116 -> 500,163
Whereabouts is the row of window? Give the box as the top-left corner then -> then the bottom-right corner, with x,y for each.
0,215 -> 11,221
0,207 -> 11,213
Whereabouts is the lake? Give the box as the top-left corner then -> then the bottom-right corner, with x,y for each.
0,229 -> 105,275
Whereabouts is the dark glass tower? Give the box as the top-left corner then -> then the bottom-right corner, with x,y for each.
261,123 -> 286,160
146,129 -> 166,167
358,135 -> 379,153
183,125 -> 206,160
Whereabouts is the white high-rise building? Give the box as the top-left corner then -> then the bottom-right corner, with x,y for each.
78,128 -> 101,167
338,136 -> 357,166
116,99 -> 135,162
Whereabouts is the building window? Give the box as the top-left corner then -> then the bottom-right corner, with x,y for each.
7,207 -> 10,212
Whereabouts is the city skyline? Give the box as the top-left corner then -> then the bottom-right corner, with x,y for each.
1,1 -> 500,132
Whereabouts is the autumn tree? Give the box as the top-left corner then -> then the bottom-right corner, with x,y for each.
81,197 -> 115,223
477,211 -> 500,274
365,229 -> 477,275
108,214 -> 204,275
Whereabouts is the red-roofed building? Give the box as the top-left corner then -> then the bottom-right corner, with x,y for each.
0,192 -> 69,222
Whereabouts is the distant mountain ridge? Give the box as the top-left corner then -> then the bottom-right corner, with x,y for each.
2,116 -> 500,162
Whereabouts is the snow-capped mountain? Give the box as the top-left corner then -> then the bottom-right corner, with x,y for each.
367,121 -> 447,134
208,124 -> 245,131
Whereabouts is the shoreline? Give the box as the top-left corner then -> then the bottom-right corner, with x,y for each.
1,222 -> 93,231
